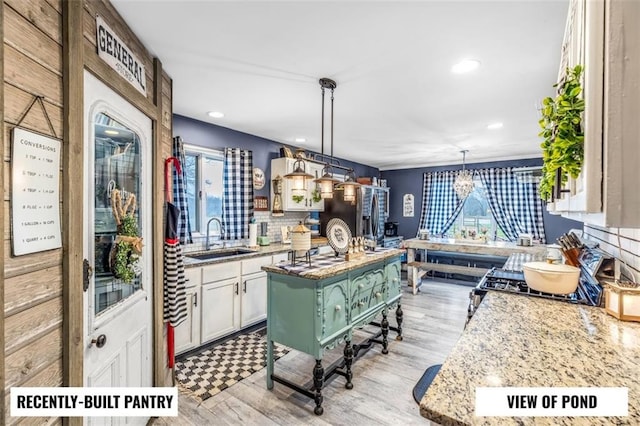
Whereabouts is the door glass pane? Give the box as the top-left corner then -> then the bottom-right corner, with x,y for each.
94,113 -> 142,315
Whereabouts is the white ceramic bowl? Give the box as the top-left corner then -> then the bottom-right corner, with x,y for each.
522,262 -> 580,295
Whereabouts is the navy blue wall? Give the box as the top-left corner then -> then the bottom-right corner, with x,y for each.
381,158 -> 582,244
173,114 -> 379,198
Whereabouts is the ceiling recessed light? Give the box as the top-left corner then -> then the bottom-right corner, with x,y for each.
207,111 -> 224,118
451,59 -> 480,74
487,122 -> 504,130
104,129 -> 119,135
295,137 -> 306,143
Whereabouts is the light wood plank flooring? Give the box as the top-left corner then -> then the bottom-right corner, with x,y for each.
153,279 -> 471,425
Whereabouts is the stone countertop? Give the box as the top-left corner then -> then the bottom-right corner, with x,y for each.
420,292 -> 640,425
404,238 -> 546,257
261,248 -> 405,280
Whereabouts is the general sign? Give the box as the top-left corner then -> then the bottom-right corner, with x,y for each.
96,15 -> 147,96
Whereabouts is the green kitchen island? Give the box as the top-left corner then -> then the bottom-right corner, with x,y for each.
262,248 -> 405,415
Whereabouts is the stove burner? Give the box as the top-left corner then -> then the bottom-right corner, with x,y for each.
479,268 -> 583,303
466,256 -> 605,328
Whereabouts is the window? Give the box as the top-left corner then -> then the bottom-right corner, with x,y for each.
183,145 -> 224,235
449,178 -> 507,241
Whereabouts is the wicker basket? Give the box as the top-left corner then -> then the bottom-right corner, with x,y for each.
603,280 -> 640,322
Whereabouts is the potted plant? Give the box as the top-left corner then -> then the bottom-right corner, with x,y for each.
538,65 -> 585,201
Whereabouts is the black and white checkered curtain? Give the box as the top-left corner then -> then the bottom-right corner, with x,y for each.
172,137 -> 193,244
222,148 -> 254,240
477,167 -> 546,243
417,171 -> 465,236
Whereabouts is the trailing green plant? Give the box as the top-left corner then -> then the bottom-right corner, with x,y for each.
292,194 -> 305,204
538,65 -> 585,201
311,188 -> 322,203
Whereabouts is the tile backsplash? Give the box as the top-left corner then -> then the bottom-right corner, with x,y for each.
253,211 -> 309,242
584,224 -> 640,282
182,211 -> 309,253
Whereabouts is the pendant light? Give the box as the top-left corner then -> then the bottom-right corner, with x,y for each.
337,168 -> 360,204
284,154 -> 314,196
314,78 -> 340,198
453,150 -> 474,199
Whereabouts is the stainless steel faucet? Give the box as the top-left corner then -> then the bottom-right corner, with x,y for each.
205,217 -> 225,251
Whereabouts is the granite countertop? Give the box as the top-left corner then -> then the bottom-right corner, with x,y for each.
404,238 -> 546,257
183,243 -> 293,268
420,292 -> 640,425
262,248 -> 405,280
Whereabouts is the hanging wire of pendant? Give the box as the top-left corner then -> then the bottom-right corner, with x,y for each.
314,78 -> 339,198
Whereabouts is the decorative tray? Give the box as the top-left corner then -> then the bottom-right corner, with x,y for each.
326,218 -> 352,254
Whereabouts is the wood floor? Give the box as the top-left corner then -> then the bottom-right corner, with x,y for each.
152,279 -> 471,425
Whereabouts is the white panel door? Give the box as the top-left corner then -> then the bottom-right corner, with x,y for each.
241,272 -> 268,327
83,71 -> 153,426
201,279 -> 239,343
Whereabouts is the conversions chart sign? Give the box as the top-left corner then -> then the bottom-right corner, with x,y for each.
11,128 -> 62,256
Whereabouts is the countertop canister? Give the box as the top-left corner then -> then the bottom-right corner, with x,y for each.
291,222 -> 311,254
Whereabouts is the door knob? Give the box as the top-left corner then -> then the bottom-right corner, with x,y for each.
91,334 -> 107,348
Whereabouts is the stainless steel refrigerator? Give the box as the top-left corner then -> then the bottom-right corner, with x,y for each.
320,185 -> 389,245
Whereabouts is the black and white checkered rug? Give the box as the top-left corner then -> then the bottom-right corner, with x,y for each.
175,331 -> 289,402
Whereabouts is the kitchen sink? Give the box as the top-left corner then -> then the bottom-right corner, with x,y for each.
186,248 -> 256,261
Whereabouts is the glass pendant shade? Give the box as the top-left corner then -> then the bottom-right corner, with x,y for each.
291,177 -> 306,196
343,184 -> 357,203
314,164 -> 339,199
453,150 -> 474,199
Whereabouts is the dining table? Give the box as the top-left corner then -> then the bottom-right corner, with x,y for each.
403,237 -> 546,294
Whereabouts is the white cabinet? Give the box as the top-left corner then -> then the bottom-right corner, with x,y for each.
174,268 -> 202,355
271,158 -> 325,211
548,0 -> 640,228
241,273 -> 267,326
200,261 -> 241,344
201,277 -> 240,343
178,254 -> 281,353
239,255 -> 273,327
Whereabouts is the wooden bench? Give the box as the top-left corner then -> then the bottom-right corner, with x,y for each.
407,261 -> 489,294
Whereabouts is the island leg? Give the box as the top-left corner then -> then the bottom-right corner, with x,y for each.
407,247 -> 417,294
343,340 -> 354,390
381,310 -> 389,354
395,304 -> 404,341
313,359 -> 324,415
266,337 -> 274,390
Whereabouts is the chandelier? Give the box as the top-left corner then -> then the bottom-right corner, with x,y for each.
453,150 -> 474,199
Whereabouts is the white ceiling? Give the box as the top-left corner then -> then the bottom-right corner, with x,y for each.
111,0 -> 568,170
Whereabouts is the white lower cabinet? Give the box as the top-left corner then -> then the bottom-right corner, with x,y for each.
174,267 -> 202,355
176,254 -> 278,355
200,260 -> 241,345
241,272 -> 267,327
201,277 -> 241,343
239,255 -> 274,327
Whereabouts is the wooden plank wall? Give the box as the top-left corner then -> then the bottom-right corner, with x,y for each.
3,0 -> 64,424
0,0 -> 5,422
2,0 -> 173,423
